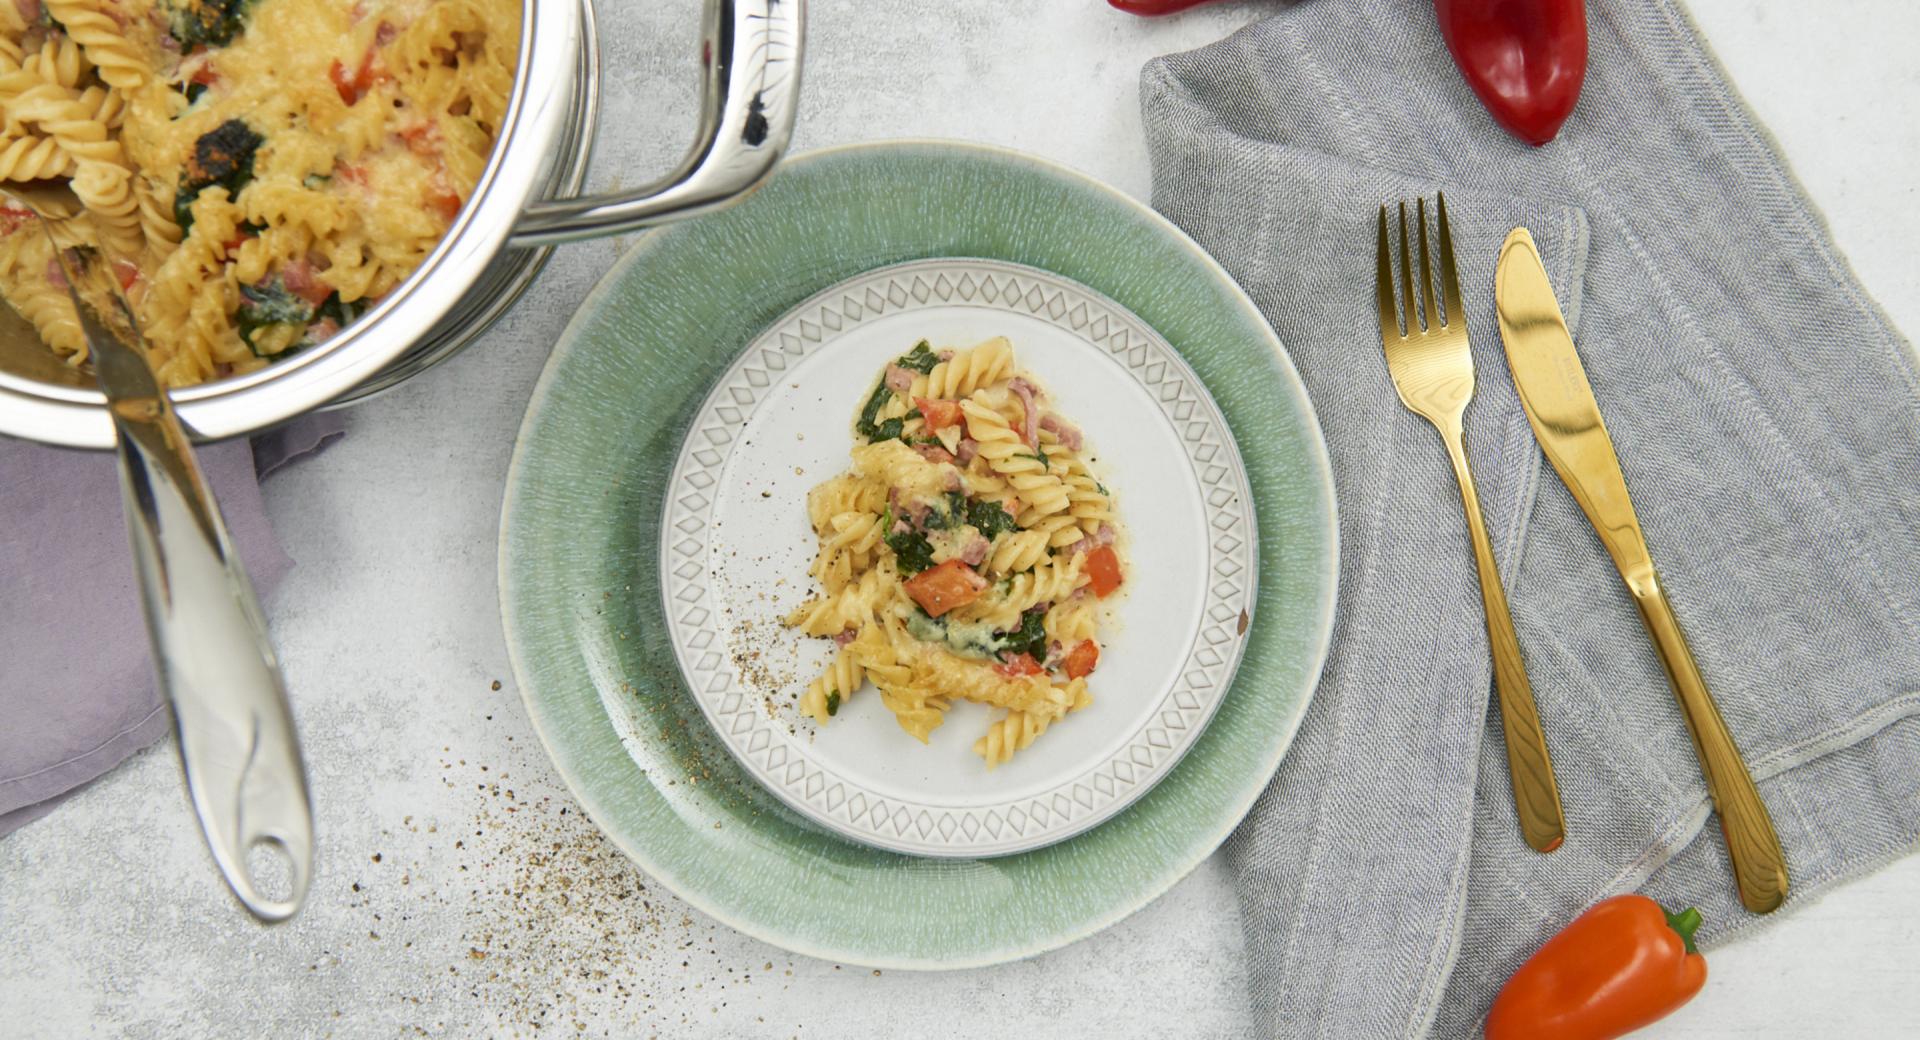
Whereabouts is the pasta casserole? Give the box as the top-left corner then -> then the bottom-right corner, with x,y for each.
0,0 -> 518,385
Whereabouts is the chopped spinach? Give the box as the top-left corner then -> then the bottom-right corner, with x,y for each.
175,119 -> 262,232
966,499 -> 1016,540
869,416 -> 905,443
164,0 -> 254,50
854,382 -> 892,439
884,522 -> 936,575
302,172 -> 331,189
997,608 -> 1049,664
895,340 -> 938,375
316,292 -> 363,328
234,278 -> 313,356
1022,447 -> 1051,470
903,607 -> 947,645
825,691 -> 841,717
923,491 -> 968,531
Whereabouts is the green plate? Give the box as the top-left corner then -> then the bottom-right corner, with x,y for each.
499,140 -> 1337,968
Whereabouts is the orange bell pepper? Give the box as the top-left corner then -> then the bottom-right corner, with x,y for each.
1485,894 -> 1706,1040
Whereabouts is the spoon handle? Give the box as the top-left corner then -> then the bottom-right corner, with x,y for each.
68,259 -> 314,922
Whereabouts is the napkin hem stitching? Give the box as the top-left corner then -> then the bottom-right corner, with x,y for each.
0,700 -> 169,791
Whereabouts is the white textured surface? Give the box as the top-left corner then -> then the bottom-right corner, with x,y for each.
2,1 -> 1916,1037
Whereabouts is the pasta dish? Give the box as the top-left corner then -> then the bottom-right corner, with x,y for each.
0,0 -> 518,386
786,336 -> 1129,769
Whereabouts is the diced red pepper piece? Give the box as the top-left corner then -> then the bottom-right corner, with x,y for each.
903,559 -> 986,619
426,188 -> 463,222
329,44 -> 384,105
328,60 -> 356,103
913,397 -> 964,431
1085,545 -> 1123,598
111,258 -> 142,291
1062,640 -> 1099,680
400,122 -> 439,156
994,653 -> 1043,678
334,163 -> 368,186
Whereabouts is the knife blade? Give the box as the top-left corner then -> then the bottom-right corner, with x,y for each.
1495,227 -> 1789,914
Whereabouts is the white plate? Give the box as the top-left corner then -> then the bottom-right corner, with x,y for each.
659,258 -> 1258,857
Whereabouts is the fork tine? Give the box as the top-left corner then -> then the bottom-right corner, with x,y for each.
1437,191 -> 1464,327
1396,201 -> 1418,333
1415,197 -> 1436,334
1375,205 -> 1400,340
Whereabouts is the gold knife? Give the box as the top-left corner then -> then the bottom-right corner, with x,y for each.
1494,227 -> 1788,914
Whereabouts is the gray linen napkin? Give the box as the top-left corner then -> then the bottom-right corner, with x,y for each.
0,415 -> 342,836
1140,1 -> 1920,1035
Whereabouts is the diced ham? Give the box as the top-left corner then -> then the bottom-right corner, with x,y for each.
883,364 -> 916,393
1040,414 -> 1083,452
937,349 -> 955,362
280,258 -> 330,306
14,0 -> 42,24
832,629 -> 857,647
45,255 -> 67,290
1008,377 -> 1039,448
375,19 -> 399,45
953,438 -> 978,465
1063,522 -> 1116,561
890,517 -> 911,535
901,500 -> 930,529
913,444 -> 955,465
958,537 -> 989,567
944,470 -> 962,492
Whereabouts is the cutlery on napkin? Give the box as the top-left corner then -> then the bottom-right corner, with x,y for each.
1140,0 -> 1920,1034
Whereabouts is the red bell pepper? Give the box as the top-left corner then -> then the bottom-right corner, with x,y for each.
1084,545 -> 1124,599
903,559 -> 988,618
1062,639 -> 1100,679
1435,0 -> 1588,145
1485,894 -> 1707,1040
1106,0 -> 1219,15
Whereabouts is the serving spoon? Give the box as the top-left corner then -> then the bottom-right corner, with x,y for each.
3,187 -> 313,922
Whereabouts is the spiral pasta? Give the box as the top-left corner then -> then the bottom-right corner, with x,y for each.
913,335 -> 1014,400
784,336 -> 1130,769
974,679 -> 1092,769
0,0 -> 520,383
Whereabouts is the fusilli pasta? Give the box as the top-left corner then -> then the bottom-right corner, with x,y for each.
784,336 -> 1130,769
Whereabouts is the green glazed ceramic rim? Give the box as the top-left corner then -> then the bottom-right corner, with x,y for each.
499,139 -> 1338,968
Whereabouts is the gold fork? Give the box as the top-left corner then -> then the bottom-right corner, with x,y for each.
1375,195 -> 1566,853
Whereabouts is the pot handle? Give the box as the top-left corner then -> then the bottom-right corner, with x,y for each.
509,0 -> 804,248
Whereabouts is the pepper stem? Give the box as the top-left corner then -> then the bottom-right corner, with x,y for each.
1665,906 -> 1703,955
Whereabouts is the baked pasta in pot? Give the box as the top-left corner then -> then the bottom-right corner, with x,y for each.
0,0 -> 519,386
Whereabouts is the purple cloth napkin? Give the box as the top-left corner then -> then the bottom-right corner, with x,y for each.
0,414 -> 342,836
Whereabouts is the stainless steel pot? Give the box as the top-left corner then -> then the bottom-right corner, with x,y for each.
0,0 -> 804,449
